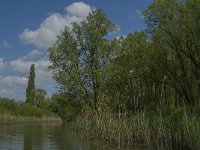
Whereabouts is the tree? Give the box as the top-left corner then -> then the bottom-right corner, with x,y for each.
48,9 -> 116,118
144,0 -> 200,106
105,32 -> 155,112
26,64 -> 35,104
49,93 -> 81,121
35,88 -> 47,108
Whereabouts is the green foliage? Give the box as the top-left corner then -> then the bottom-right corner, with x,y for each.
144,0 -> 200,105
35,88 -> 47,109
49,94 -> 81,121
0,97 -> 58,119
0,97 -> 18,115
78,109 -> 199,149
18,103 -> 57,118
18,103 -> 43,117
48,9 -> 117,114
26,64 -> 35,104
47,3 -> 200,148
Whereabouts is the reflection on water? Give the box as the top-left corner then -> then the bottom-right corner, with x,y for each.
0,123 -> 149,150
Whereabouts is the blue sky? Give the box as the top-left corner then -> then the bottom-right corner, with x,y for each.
0,0 -> 153,100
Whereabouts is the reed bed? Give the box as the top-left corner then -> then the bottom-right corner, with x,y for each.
77,108 -> 200,150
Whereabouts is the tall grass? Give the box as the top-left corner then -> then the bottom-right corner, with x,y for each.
76,107 -> 200,149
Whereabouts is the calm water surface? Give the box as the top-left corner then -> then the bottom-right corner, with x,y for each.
0,123 -> 150,150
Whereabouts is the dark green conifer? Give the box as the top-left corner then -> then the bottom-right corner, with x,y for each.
26,64 -> 35,104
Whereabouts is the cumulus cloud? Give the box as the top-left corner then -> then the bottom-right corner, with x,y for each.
0,76 -> 28,100
20,50 -> 44,61
20,2 -> 94,50
0,76 -> 27,88
2,2 -> 95,99
10,57 -> 51,82
6,50 -> 55,99
65,2 -> 94,18
1,53 -> 56,99
0,58 -> 5,70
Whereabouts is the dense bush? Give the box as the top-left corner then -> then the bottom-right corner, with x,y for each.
0,97 -> 58,118
49,94 -> 81,121
17,103 -> 43,117
0,98 -> 18,115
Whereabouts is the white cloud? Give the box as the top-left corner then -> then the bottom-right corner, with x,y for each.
20,2 -> 94,50
0,76 -> 28,100
1,56 -> 56,100
20,50 -> 43,61
10,58 -> 51,82
0,49 -> 58,100
1,2 -> 95,99
10,49 -> 52,83
0,76 -> 27,87
6,56 -> 54,99
0,74 -> 56,100
65,2 -> 94,18
0,40 -> 12,48
0,58 -> 5,70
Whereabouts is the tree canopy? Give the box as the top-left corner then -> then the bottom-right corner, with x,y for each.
48,9 -> 117,116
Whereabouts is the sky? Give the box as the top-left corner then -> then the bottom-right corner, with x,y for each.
0,0 -> 153,100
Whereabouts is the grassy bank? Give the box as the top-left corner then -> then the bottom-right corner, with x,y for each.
76,107 -> 200,150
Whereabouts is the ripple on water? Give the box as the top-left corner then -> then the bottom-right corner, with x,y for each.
0,134 -> 24,150
0,123 -> 150,150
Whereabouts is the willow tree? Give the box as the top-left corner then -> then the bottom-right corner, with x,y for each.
104,32 -> 160,113
144,0 -> 200,106
26,64 -> 35,104
48,9 -> 116,118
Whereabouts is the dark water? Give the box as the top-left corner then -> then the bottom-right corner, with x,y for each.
0,123 -> 149,150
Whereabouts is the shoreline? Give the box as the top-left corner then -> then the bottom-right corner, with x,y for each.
0,114 -> 62,125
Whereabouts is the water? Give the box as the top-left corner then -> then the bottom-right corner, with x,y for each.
0,123 -> 149,150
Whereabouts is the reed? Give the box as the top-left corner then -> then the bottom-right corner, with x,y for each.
76,107 -> 200,149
